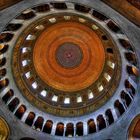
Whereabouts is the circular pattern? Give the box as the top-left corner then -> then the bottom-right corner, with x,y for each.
33,21 -> 105,92
12,13 -> 121,116
56,42 -> 83,68
0,2 -> 139,138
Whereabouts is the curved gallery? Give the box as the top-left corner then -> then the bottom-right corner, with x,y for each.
0,1 -> 140,140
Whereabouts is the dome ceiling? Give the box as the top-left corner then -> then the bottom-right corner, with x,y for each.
0,1 -> 140,140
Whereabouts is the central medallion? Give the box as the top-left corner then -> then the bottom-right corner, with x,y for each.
56,43 -> 83,68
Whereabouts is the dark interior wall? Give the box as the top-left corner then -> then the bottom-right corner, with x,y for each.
102,0 -> 140,27
0,0 -> 22,10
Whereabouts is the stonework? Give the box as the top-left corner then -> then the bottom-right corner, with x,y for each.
0,1 -> 140,140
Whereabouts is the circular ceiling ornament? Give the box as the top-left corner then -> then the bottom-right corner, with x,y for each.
12,13 -> 121,116
55,42 -> 83,68
0,2 -> 139,138
33,21 -> 105,92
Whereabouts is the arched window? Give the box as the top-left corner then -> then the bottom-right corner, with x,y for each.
0,44 -> 8,54
5,23 -> 22,31
0,57 -> 6,67
105,109 -> 114,125
50,2 -> 67,9
97,115 -> 106,130
125,52 -> 137,65
127,65 -> 139,76
34,116 -> 44,131
0,68 -> 6,77
25,112 -> 35,126
107,20 -> 121,33
76,122 -> 83,136
114,100 -> 125,117
43,120 -> 53,134
0,79 -> 9,90
8,97 -> 20,112
15,105 -> 26,119
119,39 -> 134,51
0,33 -> 13,43
106,48 -> 113,54
32,4 -> 50,12
125,80 -> 136,96
2,89 -> 14,103
121,91 -> 132,107
65,123 -> 74,137
92,10 -> 108,21
55,122 -> 64,136
102,35 -> 108,41
74,4 -> 91,13
88,119 -> 96,134
16,10 -> 35,20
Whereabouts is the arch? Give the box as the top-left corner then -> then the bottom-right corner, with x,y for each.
5,23 -> 22,31
107,20 -> 121,33
105,109 -> 114,125
97,115 -> 106,130
0,79 -> 9,90
16,10 -> 35,20
0,68 -> 6,77
0,33 -> 14,43
32,4 -> 50,12
119,39 -> 134,51
43,120 -> 53,134
92,10 -> 108,21
2,89 -> 14,103
65,123 -> 74,137
76,122 -> 83,136
74,4 -> 91,13
102,35 -> 108,41
25,112 -> 35,126
34,116 -> 44,131
26,34 -> 36,41
0,57 -> 6,67
127,65 -> 139,76
50,2 -> 67,9
120,90 -> 132,107
106,48 -> 113,54
87,119 -> 96,134
114,100 -> 125,117
55,122 -> 64,136
15,105 -> 26,119
125,80 -> 136,96
125,52 -> 137,65
0,44 -> 8,54
8,97 -> 20,112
